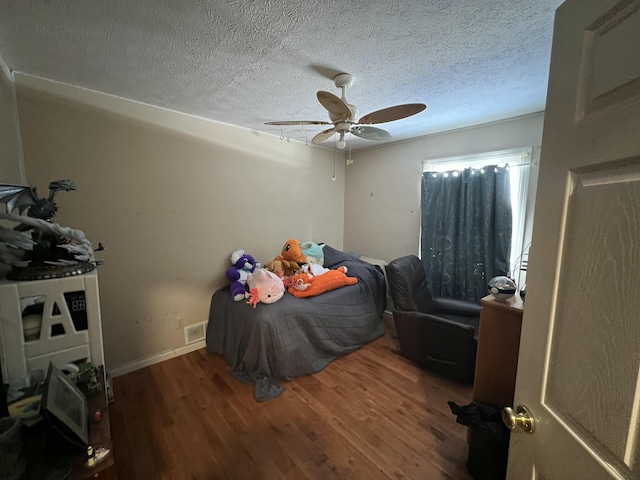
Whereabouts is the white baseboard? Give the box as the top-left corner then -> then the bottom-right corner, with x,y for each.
108,340 -> 206,378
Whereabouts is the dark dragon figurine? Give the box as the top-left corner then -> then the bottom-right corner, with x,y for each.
2,179 -> 77,227
0,180 -> 98,280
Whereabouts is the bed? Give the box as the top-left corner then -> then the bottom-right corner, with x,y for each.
206,245 -> 386,401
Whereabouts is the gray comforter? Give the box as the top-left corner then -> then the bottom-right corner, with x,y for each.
206,245 -> 386,401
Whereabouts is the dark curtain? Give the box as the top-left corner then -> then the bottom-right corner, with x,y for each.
420,165 -> 512,301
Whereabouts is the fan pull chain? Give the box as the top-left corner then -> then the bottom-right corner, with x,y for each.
332,135 -> 337,181
280,129 -> 284,141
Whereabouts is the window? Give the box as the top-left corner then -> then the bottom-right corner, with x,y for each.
422,147 -> 533,285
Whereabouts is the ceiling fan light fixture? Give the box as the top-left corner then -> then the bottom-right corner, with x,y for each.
265,72 -> 425,147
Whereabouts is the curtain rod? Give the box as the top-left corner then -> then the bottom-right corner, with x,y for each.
423,161 -> 533,171
422,151 -> 536,172
423,147 -> 534,166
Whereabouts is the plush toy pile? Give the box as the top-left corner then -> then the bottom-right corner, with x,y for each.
266,239 -> 325,277
224,239 -> 356,304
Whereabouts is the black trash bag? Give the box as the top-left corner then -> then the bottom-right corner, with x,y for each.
447,400 -> 510,441
448,401 -> 510,480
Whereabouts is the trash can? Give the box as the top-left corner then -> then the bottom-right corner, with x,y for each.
448,401 -> 511,480
0,417 -> 26,480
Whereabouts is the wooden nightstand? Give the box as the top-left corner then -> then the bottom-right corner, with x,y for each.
472,294 -> 524,406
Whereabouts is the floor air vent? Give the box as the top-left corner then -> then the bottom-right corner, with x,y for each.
184,322 -> 206,345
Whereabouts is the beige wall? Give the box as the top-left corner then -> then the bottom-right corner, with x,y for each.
15,76 -> 344,370
12,72 -> 543,372
0,53 -> 23,183
343,113 -> 544,262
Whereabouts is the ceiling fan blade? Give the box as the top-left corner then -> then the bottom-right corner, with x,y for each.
317,91 -> 351,118
265,120 -> 332,126
311,128 -> 336,145
351,126 -> 392,141
357,103 -> 426,125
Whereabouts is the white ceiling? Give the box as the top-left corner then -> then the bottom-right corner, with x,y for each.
0,0 -> 564,150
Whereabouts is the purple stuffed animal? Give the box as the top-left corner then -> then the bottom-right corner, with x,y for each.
226,249 -> 259,301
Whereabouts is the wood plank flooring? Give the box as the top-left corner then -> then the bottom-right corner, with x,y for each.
109,315 -> 474,479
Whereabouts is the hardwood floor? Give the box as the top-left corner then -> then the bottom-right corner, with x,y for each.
109,316 -> 474,479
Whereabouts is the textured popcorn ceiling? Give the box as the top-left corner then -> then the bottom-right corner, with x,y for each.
0,0 -> 563,150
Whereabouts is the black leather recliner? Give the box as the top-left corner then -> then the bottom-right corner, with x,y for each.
385,255 -> 481,383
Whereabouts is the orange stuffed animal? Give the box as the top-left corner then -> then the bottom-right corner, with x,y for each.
285,266 -> 357,298
276,238 -> 307,265
264,258 -> 302,278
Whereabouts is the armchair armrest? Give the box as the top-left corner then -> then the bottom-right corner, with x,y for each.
433,297 -> 481,317
394,310 -> 477,334
392,310 -> 477,382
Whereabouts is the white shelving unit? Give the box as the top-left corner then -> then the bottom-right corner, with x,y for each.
0,270 -> 105,385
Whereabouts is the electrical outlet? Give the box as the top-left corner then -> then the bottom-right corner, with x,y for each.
175,317 -> 184,329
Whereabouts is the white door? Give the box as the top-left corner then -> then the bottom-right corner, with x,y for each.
507,0 -> 640,478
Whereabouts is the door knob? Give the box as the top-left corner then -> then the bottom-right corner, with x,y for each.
502,405 -> 536,433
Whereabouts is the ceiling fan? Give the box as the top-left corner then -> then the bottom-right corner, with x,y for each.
265,73 -> 426,149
